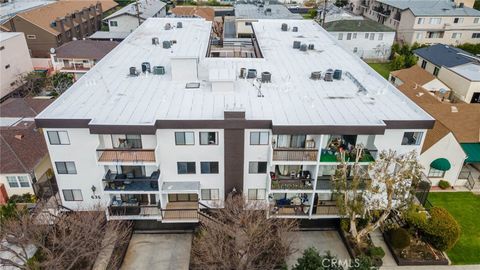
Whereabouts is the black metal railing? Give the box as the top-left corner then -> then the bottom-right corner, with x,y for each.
272,149 -> 318,161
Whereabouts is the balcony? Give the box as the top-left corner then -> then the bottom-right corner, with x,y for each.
108,204 -> 161,218
103,169 -> 160,192
320,148 -> 375,163
270,171 -> 314,190
316,177 -> 370,190
97,149 -> 156,163
312,201 -> 339,216
272,149 -> 318,162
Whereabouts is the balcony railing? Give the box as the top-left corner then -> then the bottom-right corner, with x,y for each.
271,178 -> 314,190
108,204 -> 161,217
312,204 -> 339,216
97,149 -> 156,163
272,148 -> 318,161
270,204 -> 310,216
320,149 -> 375,163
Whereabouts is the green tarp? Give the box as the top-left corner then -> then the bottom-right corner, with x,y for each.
430,158 -> 451,171
461,143 -> 480,163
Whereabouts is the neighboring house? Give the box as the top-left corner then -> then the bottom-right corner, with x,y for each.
0,98 -> 54,200
0,32 -> 33,101
1,0 -> 118,57
357,0 -> 480,45
34,18 -> 433,221
50,39 -> 119,80
319,3 -> 364,23
414,44 -> 480,103
234,3 -> 302,37
88,31 -> 130,41
170,6 -> 215,21
324,19 -> 395,60
104,0 -> 167,33
0,0 -> 54,24
390,66 -> 480,187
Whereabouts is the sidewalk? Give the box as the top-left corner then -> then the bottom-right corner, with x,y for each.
370,229 -> 396,267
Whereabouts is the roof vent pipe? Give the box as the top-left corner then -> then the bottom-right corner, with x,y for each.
247,69 -> 257,79
308,44 -> 314,50
164,23 -> 171,30
310,71 -> 321,80
129,67 -> 138,76
177,22 -> 183,28
281,23 -> 288,31
152,37 -> 159,45
292,26 -> 298,32
162,40 -> 171,49
261,71 -> 271,83
239,68 -> 247,78
300,44 -> 307,51
141,62 -> 151,73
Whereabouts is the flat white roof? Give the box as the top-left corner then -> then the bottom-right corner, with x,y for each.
449,63 -> 480,82
37,18 -> 432,127
0,0 -> 54,23
0,32 -> 23,42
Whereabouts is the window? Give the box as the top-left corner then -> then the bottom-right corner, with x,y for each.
428,168 -> 445,178
364,33 -> 369,39
427,31 -> 444,39
17,176 -> 30,187
47,131 -> 70,145
378,33 -> 383,40
453,18 -> 463,24
346,33 -> 352,40
472,33 -> 480,38
433,66 -> 440,76
250,132 -> 269,145
109,21 -> 118,27
201,189 -> 219,200
6,176 -> 19,188
421,60 -> 427,69
401,132 -> 423,145
429,18 -> 441,24
416,32 -> 424,40
417,18 -> 425,24
200,132 -> 218,145
353,47 -> 358,53
474,18 -> 479,24
249,161 -> 267,174
452,32 -> 462,39
338,33 -> 343,40
63,189 -> 83,201
26,35 -> 36,39
175,132 -> 194,145
55,162 -> 77,174
248,189 -> 266,200
111,134 -> 142,148
352,33 -> 357,39
200,162 -> 219,174
177,162 -> 196,174
369,33 -> 375,40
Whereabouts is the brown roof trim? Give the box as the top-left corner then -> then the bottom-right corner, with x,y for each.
384,120 -> 435,129
35,119 -> 434,134
272,125 -> 386,135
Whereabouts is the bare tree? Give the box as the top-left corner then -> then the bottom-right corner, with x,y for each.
333,148 -> 422,244
0,204 -> 132,270
191,195 -> 298,270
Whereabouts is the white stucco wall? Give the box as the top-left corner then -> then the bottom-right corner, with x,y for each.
328,31 -> 395,60
419,132 -> 466,186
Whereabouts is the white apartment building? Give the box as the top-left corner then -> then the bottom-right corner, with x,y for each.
0,32 -> 33,101
104,0 -> 166,33
35,18 -> 433,223
357,0 -> 480,45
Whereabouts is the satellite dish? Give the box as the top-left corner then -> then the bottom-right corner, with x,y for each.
50,48 -> 56,54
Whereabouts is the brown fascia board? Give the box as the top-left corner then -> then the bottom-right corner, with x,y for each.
35,118 -> 435,134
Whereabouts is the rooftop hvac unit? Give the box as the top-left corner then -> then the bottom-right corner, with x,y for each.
247,69 -> 257,79
333,69 -> 342,80
129,67 -> 138,76
240,67 -> 247,78
292,26 -> 298,32
300,44 -> 307,51
281,23 -> 288,31
293,41 -> 301,49
261,71 -> 271,83
152,37 -> 159,45
308,44 -> 314,50
177,22 -> 183,28
163,40 -> 171,49
141,62 -> 151,73
310,71 -> 321,80
324,69 -> 334,81
164,23 -> 171,30
153,66 -> 165,75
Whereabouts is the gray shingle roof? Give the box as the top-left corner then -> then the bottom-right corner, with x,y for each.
379,0 -> 480,16
413,44 -> 476,68
55,40 -> 119,59
104,0 -> 166,21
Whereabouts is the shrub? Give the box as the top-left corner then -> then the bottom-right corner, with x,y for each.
421,207 -> 461,251
292,248 -> 343,270
438,180 -> 451,190
389,228 -> 411,249
405,204 -> 428,229
367,246 -> 385,258
349,255 -> 376,270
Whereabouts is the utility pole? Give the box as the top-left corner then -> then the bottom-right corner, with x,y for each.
135,0 -> 141,27
322,0 -> 328,27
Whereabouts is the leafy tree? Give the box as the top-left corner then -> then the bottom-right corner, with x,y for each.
292,248 -> 343,270
0,202 -> 19,223
420,207 -> 461,251
390,54 -> 406,70
456,43 -> 480,55
333,148 -> 422,244
474,0 -> 480,11
335,0 -> 349,7
49,72 -> 74,95
308,9 -> 318,19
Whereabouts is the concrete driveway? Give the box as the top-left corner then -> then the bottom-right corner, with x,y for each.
120,233 -> 192,270
287,231 -> 350,268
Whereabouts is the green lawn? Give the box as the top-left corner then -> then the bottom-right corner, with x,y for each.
427,192 -> 480,265
367,62 -> 392,79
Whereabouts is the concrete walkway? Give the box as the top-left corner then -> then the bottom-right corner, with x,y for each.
287,231 -> 350,268
120,233 -> 192,270
370,229 -> 396,267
